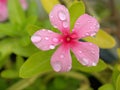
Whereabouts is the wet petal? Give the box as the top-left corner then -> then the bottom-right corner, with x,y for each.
73,14 -> 100,38
0,1 -> 8,22
71,41 -> 99,66
49,4 -> 70,33
51,44 -> 72,72
31,29 -> 61,51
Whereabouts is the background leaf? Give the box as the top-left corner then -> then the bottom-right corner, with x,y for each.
98,83 -> 115,90
19,50 -> 54,78
84,29 -> 116,48
40,0 -> 60,13
69,1 -> 85,29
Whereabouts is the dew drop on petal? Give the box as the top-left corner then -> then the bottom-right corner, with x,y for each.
53,63 -> 61,72
58,11 -> 66,21
92,62 -> 97,66
45,37 -> 49,40
53,38 -> 59,42
82,58 -> 89,65
60,54 -> 64,58
91,33 -> 96,36
79,51 -> 82,53
49,45 -> 55,49
48,30 -> 52,33
31,35 -> 41,43
63,21 -> 68,28
67,65 -> 71,71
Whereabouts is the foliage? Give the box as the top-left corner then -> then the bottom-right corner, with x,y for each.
0,0 -> 120,90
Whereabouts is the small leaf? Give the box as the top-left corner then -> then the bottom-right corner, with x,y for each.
116,74 -> 120,90
84,29 -> 116,48
16,56 -> 24,70
19,51 -> 54,78
98,83 -> 115,90
40,0 -> 60,13
1,70 -> 18,78
26,25 -> 41,36
69,1 -> 85,29
72,54 -> 107,72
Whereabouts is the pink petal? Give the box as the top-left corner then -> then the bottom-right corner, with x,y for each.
73,14 -> 100,38
71,41 -> 99,66
31,29 -> 61,51
51,44 -> 72,72
20,0 -> 28,10
49,4 -> 70,33
0,1 -> 8,22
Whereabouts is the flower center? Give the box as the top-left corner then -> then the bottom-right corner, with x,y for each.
61,32 -> 78,43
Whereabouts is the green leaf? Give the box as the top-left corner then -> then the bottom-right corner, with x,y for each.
0,23 -> 16,36
69,1 -> 85,29
19,51 -> 54,78
72,54 -> 107,72
16,56 -> 24,70
84,29 -> 116,48
40,0 -> 60,13
112,65 -> 120,85
12,42 -> 39,57
117,48 -> 120,59
8,0 -> 25,25
1,70 -> 18,78
98,83 -> 115,90
26,25 -> 41,36
116,74 -> 120,90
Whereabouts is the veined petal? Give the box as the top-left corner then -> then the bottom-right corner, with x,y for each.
49,4 -> 70,33
71,41 -> 99,66
31,29 -> 61,51
73,14 -> 100,38
51,44 -> 72,72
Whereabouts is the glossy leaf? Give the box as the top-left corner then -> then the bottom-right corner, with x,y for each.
69,1 -> 85,29
19,51 -> 54,78
40,0 -> 60,13
84,29 -> 116,48
116,74 -> 120,90
98,84 -> 115,90
72,54 -> 107,72
1,70 -> 18,78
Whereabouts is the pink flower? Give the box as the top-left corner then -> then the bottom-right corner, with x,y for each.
20,0 -> 28,10
0,0 -> 28,22
0,0 -> 8,22
31,4 -> 100,72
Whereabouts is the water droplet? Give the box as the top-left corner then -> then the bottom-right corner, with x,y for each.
63,21 -> 68,28
88,20 -> 92,23
48,30 -> 52,33
79,51 -> 82,53
58,11 -> 66,20
53,63 -> 61,72
49,45 -> 55,49
60,54 -> 64,58
31,35 -> 41,43
92,62 -> 96,66
53,38 -> 59,42
50,14 -> 53,18
82,58 -> 88,65
91,33 -> 96,36
67,65 -> 71,71
85,33 -> 89,36
45,37 -> 49,40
